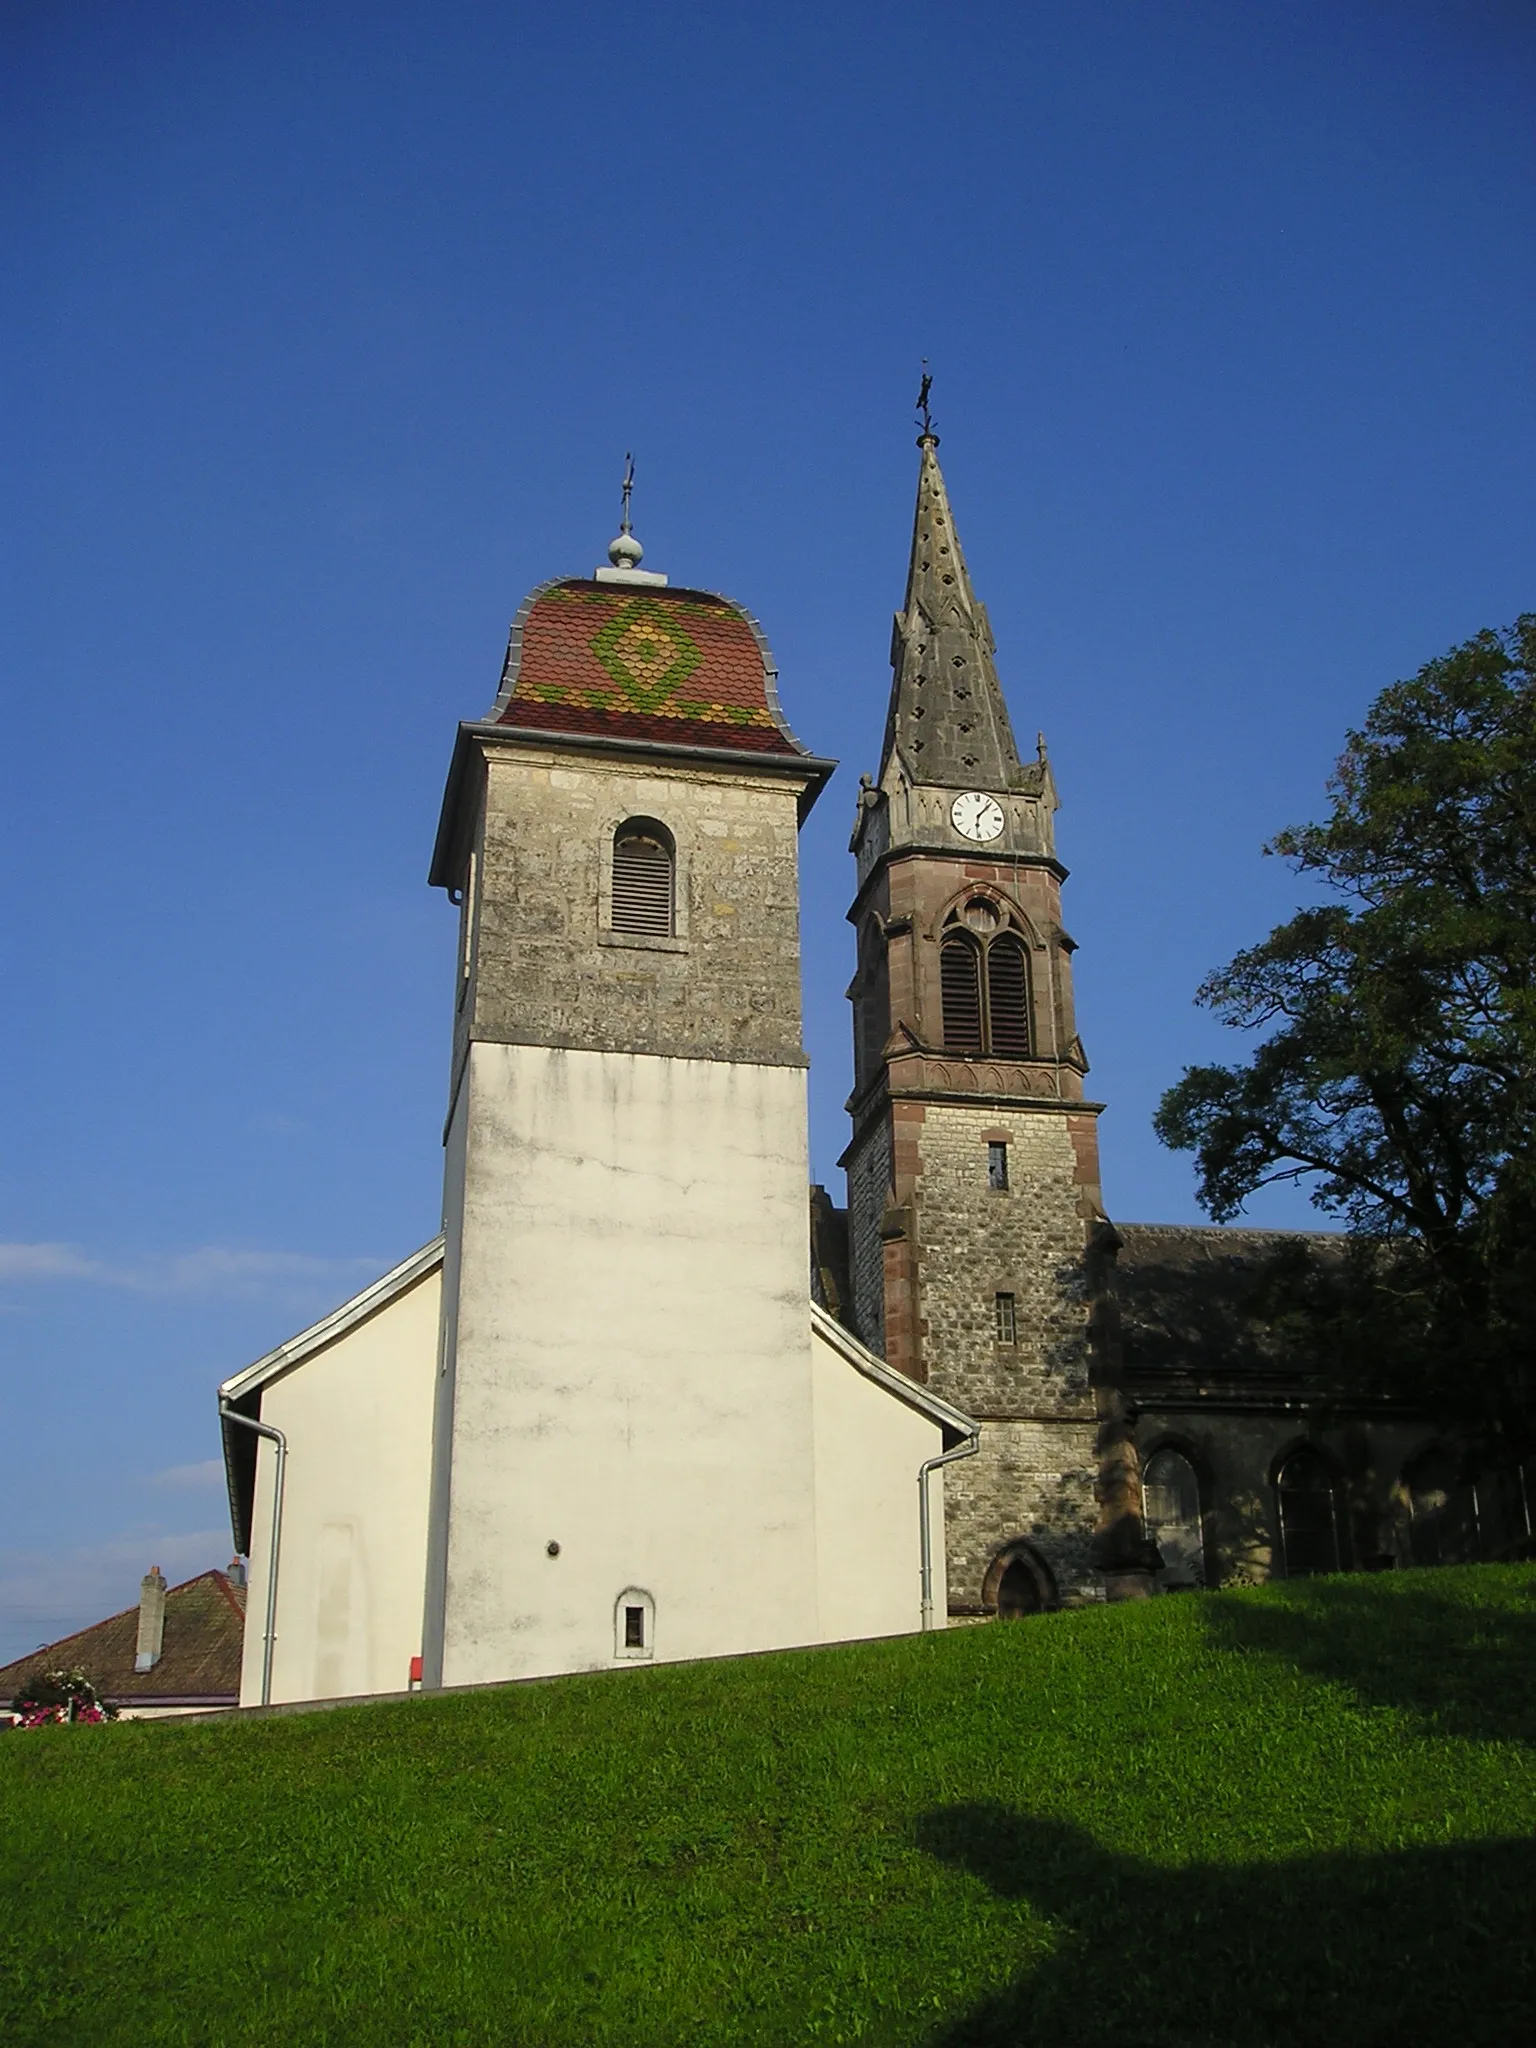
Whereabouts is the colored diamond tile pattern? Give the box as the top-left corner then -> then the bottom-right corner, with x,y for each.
497,580 -> 798,755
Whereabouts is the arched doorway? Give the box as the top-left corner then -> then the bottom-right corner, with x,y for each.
983,1542 -> 1057,1618
1275,1446 -> 1343,1578
1142,1447 -> 1205,1589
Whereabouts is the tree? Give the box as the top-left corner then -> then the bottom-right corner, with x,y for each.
1155,616 -> 1536,1444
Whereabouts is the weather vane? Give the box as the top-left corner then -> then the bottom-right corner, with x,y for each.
620,452 -> 635,536
916,362 -> 934,436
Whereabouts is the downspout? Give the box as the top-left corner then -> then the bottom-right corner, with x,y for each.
219,1403 -> 287,1707
919,1430 -> 980,1631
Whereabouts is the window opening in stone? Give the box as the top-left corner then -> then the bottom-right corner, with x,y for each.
624,1605 -> 645,1649
940,932 -> 984,1053
1142,1448 -> 1205,1589
1276,1447 -> 1342,1578
987,1141 -> 1009,1191
986,935 -> 1032,1058
995,1292 -> 1017,1345
612,823 -> 675,937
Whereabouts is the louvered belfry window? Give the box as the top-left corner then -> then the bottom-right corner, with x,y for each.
611,823 -> 675,938
987,935 -> 1032,1058
940,933 -> 984,1054
941,910 -> 1032,1059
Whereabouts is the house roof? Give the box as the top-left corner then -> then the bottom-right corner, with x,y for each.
0,1569 -> 245,1708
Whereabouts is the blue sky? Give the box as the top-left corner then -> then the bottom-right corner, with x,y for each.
3,0 -> 1533,1661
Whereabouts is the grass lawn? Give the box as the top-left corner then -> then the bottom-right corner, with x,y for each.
3,1563 -> 1534,2047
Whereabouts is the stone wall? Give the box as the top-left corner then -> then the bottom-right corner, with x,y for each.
843,1119 -> 890,1356
945,1418 -> 1102,1606
461,740 -> 812,1072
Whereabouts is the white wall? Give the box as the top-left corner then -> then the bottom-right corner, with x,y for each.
809,1318 -> 947,1642
431,1041 -> 825,1685
241,1264 -> 440,1706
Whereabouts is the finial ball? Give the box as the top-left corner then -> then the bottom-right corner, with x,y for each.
608,531 -> 644,569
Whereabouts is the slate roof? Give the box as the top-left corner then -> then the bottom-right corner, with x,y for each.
1115,1222 -> 1346,1393
0,1569 -> 245,1710
879,436 -> 1039,793
489,578 -> 813,759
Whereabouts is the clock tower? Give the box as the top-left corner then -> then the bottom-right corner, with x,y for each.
843,430 -> 1130,1613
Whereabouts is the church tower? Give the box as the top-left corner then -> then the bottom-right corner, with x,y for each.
843,430 -> 1120,1612
421,510 -> 836,1686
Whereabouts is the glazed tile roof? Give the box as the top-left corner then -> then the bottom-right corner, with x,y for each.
0,1569 -> 245,1708
489,578 -> 810,756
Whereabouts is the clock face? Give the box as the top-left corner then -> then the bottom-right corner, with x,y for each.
951,792 -> 1005,843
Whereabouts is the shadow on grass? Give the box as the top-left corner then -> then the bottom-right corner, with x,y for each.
915,1803 -> 1535,2048
1201,1571 -> 1536,1745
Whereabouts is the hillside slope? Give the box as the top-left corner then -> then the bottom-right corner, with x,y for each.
4,1565 -> 1535,2046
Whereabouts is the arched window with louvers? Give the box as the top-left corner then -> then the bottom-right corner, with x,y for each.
939,930 -> 984,1054
610,820 -> 676,939
939,898 -> 1033,1059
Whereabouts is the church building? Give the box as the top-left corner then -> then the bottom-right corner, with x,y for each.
219,429 -> 1528,1709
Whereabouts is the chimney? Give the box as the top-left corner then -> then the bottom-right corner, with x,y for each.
134,1566 -> 167,1673
226,1556 -> 247,1590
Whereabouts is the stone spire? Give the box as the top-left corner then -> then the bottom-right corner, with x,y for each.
879,435 -> 1029,791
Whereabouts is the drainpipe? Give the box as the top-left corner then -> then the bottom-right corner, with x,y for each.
219,1404 -> 287,1707
919,1430 -> 980,1631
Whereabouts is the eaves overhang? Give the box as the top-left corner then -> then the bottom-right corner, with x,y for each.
429,720 -> 838,889
218,1235 -> 446,1556
810,1301 -> 977,1449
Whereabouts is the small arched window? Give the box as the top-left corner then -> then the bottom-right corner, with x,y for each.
940,932 -> 984,1053
611,821 -> 675,938
1142,1448 -> 1204,1588
1276,1447 -> 1342,1578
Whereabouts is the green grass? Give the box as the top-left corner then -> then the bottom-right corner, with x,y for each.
4,1565 -> 1535,2047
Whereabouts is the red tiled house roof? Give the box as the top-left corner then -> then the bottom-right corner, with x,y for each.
0,1569 -> 245,1710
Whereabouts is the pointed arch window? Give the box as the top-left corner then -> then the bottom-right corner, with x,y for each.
611,821 -> 675,938
940,901 -> 1032,1058
1276,1447 -> 1343,1578
1142,1447 -> 1204,1588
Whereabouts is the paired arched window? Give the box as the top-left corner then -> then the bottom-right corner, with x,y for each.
611,821 -> 675,938
1142,1448 -> 1204,1588
939,899 -> 1032,1058
1276,1446 -> 1342,1578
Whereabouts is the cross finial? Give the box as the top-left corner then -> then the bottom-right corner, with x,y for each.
620,451 -> 635,536
915,362 -> 934,438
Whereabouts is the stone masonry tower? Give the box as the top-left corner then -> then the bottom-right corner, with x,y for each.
843,432 -> 1119,1612
422,514 -> 835,1686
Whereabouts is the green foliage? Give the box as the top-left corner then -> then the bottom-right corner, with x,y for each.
2,1567 -> 1535,2045
1156,617 -> 1536,1437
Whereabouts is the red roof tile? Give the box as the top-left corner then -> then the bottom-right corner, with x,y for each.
491,579 -> 807,756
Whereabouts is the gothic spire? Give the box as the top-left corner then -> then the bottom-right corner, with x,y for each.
879,433 -> 1028,792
